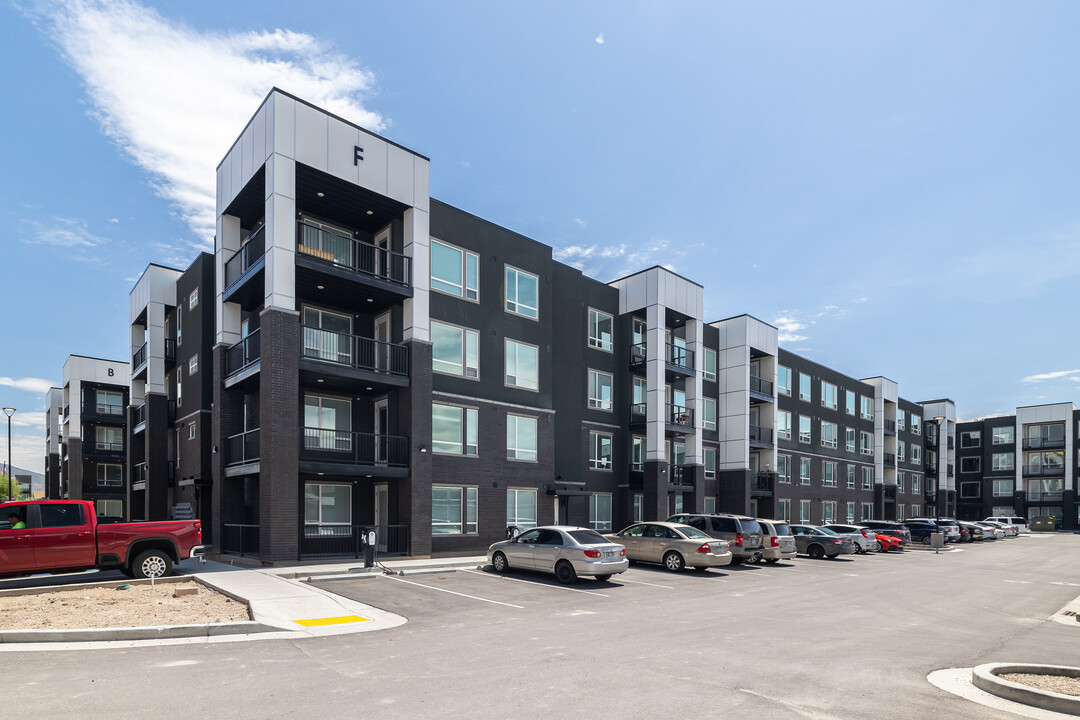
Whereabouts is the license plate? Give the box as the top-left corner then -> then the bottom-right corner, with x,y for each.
604,552 -> 615,559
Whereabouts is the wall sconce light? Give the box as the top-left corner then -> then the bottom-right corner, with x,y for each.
419,444 -> 427,453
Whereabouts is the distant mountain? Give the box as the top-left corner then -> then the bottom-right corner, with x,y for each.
5,465 -> 44,495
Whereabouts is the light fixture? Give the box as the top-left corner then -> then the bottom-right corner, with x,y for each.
419,444 -> 427,453
317,285 -> 325,290
317,379 -> 324,383
366,298 -> 373,303
317,192 -> 325,197
317,472 -> 324,476
365,386 -> 373,391
366,210 -> 373,215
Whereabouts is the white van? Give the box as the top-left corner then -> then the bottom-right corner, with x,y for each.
984,516 -> 1029,534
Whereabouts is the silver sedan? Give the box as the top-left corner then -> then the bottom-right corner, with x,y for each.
604,521 -> 732,571
487,526 -> 628,584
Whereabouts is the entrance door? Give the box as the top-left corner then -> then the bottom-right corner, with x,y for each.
374,398 -> 389,464
374,312 -> 391,373
374,483 -> 389,552
374,226 -> 391,279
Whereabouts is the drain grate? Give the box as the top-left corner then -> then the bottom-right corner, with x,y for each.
1062,610 -> 1076,617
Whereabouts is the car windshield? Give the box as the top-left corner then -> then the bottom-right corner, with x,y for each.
675,526 -> 711,540
739,519 -> 762,535
568,530 -> 608,545
772,523 -> 791,536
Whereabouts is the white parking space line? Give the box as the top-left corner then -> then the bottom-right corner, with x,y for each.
461,569 -> 609,597
1050,581 -> 1080,587
381,573 -> 525,608
617,577 -> 675,589
1003,579 -> 1033,585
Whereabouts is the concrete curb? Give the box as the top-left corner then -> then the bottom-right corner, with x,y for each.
972,663 -> 1080,715
0,621 -> 280,644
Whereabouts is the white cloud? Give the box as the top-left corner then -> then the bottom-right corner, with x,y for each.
0,377 -> 55,395
107,217 -> 119,223
0,431 -> 47,475
773,315 -> 808,343
574,218 -> 587,228
36,0 -> 386,246
24,217 -> 108,248
10,412 -> 47,430
1021,369 -> 1080,383
855,297 -> 868,303
595,33 -> 605,45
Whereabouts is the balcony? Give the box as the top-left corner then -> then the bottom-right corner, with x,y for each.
884,452 -> 896,466
665,343 -> 694,377
925,490 -> 937,504
225,429 -> 260,470
296,221 -> 411,294
749,374 -> 774,402
752,471 -> 776,496
926,463 -> 937,476
629,403 -> 647,426
132,342 -> 148,373
947,464 -> 954,477
299,428 -> 409,477
300,327 -> 409,387
224,226 -> 266,289
1026,490 -> 1064,503
925,429 -> 938,448
132,339 -> 175,379
133,462 -> 147,484
629,343 -> 647,374
749,424 -> 773,448
1022,436 -> 1066,451
224,329 -> 261,386
666,404 -> 694,432
1023,464 -> 1066,477
669,465 -> 692,489
883,419 -> 896,436
86,440 -> 125,458
947,436 -> 954,450
95,403 -> 125,418
132,404 -> 145,432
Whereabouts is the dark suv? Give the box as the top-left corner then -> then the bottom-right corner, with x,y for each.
856,520 -> 912,544
901,520 -> 938,544
667,514 -> 764,564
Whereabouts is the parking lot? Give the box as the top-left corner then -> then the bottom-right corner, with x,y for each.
8,533 -> 1080,720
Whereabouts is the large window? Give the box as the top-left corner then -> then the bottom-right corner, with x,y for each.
961,431 -> 981,448
846,502 -> 856,523
799,499 -> 811,523
820,421 -> 837,449
846,464 -> 856,489
505,340 -> 539,390
432,486 -> 478,535
860,431 -> 874,456
588,309 -> 613,352
632,377 -> 647,406
846,427 -> 856,453
897,409 -> 906,431
910,415 -> 921,434
821,381 -> 838,410
97,463 -> 123,487
862,466 -> 874,490
912,474 -> 921,493
897,440 -> 905,462
589,494 -> 612,530
845,390 -> 856,416
303,394 -> 351,450
961,457 -> 981,473
778,411 -> 792,440
507,415 -> 538,461
305,483 -> 352,527
960,482 -> 980,499
992,426 -> 1015,445
777,454 -> 791,483
303,306 -> 352,363
992,452 -> 1014,471
507,489 -> 537,530
587,370 -> 613,411
432,404 -> 478,456
861,502 -> 873,521
897,473 -> 905,493
589,431 -> 612,470
799,416 -> 812,444
189,288 -> 198,309
860,396 -> 874,420
95,425 -> 124,451
799,458 -> 811,485
189,355 -> 198,375
799,373 -> 812,402
632,436 -> 645,472
633,494 -> 643,522
505,266 -> 539,319
702,398 -> 717,431
778,499 -> 791,522
911,444 -> 921,463
777,366 -> 792,396
703,349 -> 717,382
993,479 -> 1014,497
704,447 -> 716,478
96,390 -> 124,416
822,501 -> 837,525
431,239 -> 479,301
432,322 -> 479,378
822,461 -> 837,487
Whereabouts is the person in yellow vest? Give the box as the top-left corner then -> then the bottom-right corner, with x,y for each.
6,512 -> 25,530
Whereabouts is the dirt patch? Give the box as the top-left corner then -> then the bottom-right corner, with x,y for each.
1000,672 -> 1080,698
0,581 -> 250,630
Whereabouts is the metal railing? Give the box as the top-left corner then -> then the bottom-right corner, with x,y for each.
225,329 -> 261,377
753,472 -> 775,492
94,441 -> 124,453
301,524 -> 411,558
1023,464 -> 1066,477
300,428 -> 410,467
883,419 -> 896,433
667,404 -> 694,427
224,227 -> 265,289
1022,436 -> 1066,450
749,424 -> 773,444
884,452 -> 896,466
301,327 -> 409,377
221,523 -> 260,557
669,465 -> 689,485
947,464 -> 954,477
926,463 -> 938,475
63,404 -> 70,418
225,428 -> 260,467
132,342 -> 148,369
132,404 -> 145,426
1026,490 -> 1064,502
629,343 -> 647,366
666,343 -> 694,371
629,402 -> 647,425
96,403 -> 124,416
297,221 -> 411,286
749,374 -> 774,396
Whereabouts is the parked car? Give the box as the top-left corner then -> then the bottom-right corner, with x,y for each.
604,522 -> 730,572
874,533 -> 903,552
976,522 -> 1005,540
667,513 -> 765,565
756,519 -> 797,563
901,520 -> 939,544
857,520 -> 912,544
958,521 -> 986,542
789,524 -> 857,559
824,524 -> 877,554
487,526 -> 628,584
985,515 -> 1030,534
981,519 -> 1019,537
908,517 -> 962,542
0,499 -> 205,579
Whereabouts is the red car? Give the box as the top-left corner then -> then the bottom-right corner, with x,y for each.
874,533 -> 903,552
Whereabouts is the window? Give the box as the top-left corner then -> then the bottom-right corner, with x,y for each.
896,505 -> 905,521
822,501 -> 837,524
845,427 -> 856,453
587,369 -> 613,410
777,411 -> 792,441
862,466 -> 874,490
189,288 -> 198,309
861,502 -> 874,521
846,502 -> 856,523
177,305 -> 182,346
911,444 -> 921,463
703,349 -> 717,382
506,489 -> 537,530
506,415 -> 537,461
897,409 -> 906,431
910,504 -> 920,518
96,499 -> 122,517
704,447 -> 716,478
992,452 -> 1014,471
703,398 -> 717,431
505,266 -> 539,319
632,377 -> 647,406
961,457 -> 981,473
845,390 -> 856,416
821,381 -> 838,410
302,306 -> 352,363
799,373 -> 811,402
505,340 -> 539,391
961,431 -> 981,448
778,499 -> 791,522
820,421 -> 837,448
432,404 -> 479,456
992,426 -> 1015,444
432,486 -> 478,535
589,432 -> 612,470
189,355 -> 198,375
777,455 -> 791,483
305,483 -> 352,527
670,494 -> 684,515
799,416 -> 812,444
910,415 -> 921,434
633,494 -> 643,522
176,369 -> 183,407
846,465 -> 856,489
631,436 -> 645,472
432,322 -> 479,378
704,497 -> 717,514
897,473 -> 905,493
993,479 -> 1014,497
96,390 -> 124,416
588,309 -> 613,352
97,463 -> 123,487
961,482 -> 980,499
799,458 -> 811,485
822,461 -> 837,487
777,366 -> 792,396
303,395 -> 351,450
897,440 -> 905,462
912,474 -> 921,493
40,503 -> 85,528
589,494 -> 612,530
860,396 -> 874,420
188,423 -> 196,440
860,432 -> 873,456
431,239 -> 479,301
799,500 -> 811,523
992,505 -> 1014,517
95,425 -> 123,451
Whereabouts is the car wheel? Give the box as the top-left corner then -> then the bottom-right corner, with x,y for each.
594,574 -> 613,582
808,545 -> 825,560
555,561 -> 577,585
921,535 -> 931,545
663,551 -> 685,572
131,549 -> 173,579
491,552 -> 509,573
873,541 -> 882,552
764,557 -> 779,564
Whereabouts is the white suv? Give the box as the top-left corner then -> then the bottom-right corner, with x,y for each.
985,516 -> 1029,534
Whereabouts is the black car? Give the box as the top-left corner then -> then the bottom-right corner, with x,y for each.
958,521 -> 986,542
901,520 -> 938,544
856,520 -> 912,544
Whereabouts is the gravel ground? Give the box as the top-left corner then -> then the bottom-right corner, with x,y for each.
0,581 -> 250,630
1000,673 -> 1080,697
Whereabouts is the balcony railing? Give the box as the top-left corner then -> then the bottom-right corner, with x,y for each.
753,471 -> 775,493
225,329 -> 261,377
947,464 -> 954,477
884,452 -> 896,466
221,523 -> 260,557
883,419 -> 896,434
134,462 -> 147,483
132,404 -> 145,426
63,404 -> 70,418
629,403 -> 647,425
1023,464 -> 1066,477
300,428 -> 409,468
669,465 -> 688,485
132,342 -> 148,369
947,436 -> 954,450
225,429 -> 260,467
301,327 -> 409,377
926,463 -> 938,476
749,375 -> 774,396
94,441 -> 124,453
629,343 -> 647,366
925,428 -> 938,447
1022,436 -> 1066,451
1026,490 -> 1064,503
301,524 -> 411,559
667,404 -> 693,427
96,403 -> 125,416
925,490 -> 937,503
297,221 -> 411,287
666,343 -> 694,371
749,424 -> 773,445
224,227 -> 265,289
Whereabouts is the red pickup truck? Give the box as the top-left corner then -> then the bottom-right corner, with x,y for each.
0,500 -> 205,579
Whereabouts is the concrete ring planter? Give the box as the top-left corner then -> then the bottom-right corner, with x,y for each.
972,663 -> 1080,716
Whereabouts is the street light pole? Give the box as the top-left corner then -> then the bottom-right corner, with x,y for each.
933,415 -> 946,524
2,408 -> 15,501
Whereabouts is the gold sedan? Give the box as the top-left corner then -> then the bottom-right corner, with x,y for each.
604,521 -> 732,572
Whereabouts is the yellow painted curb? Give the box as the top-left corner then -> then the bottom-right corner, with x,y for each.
294,615 -> 370,627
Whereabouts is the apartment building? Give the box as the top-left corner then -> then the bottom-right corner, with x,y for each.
60,355 -> 130,516
44,386 -> 63,498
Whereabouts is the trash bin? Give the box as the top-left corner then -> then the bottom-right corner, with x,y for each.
930,532 -> 945,549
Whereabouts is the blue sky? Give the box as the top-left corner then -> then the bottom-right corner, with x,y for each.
2,1 -> 1080,472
